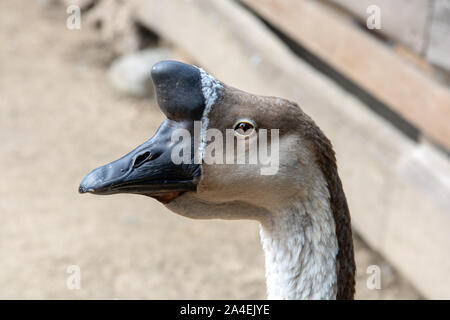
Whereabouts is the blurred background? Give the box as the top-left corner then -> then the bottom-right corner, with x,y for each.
1,0 -> 449,299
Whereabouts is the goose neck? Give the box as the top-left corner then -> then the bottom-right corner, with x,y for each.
259,193 -> 338,300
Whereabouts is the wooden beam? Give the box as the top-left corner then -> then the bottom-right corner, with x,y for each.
328,0 -> 429,53
134,0 -> 450,298
426,0 -> 450,72
242,0 -> 450,151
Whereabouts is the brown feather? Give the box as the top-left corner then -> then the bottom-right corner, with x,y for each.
289,101 -> 356,300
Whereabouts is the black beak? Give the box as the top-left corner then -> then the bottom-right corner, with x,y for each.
79,60 -> 211,203
79,119 -> 200,201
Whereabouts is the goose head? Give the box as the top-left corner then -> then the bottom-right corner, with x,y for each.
80,60 -> 325,218
79,60 -> 355,299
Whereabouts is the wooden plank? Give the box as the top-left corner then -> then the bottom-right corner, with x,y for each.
426,0 -> 450,72
242,0 -> 450,151
133,0 -> 450,298
328,0 -> 429,53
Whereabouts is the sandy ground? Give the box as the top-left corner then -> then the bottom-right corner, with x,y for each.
0,0 -> 421,299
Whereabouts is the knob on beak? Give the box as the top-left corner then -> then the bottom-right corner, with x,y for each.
151,60 -> 206,121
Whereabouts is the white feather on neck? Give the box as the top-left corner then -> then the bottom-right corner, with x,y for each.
197,67 -> 223,160
259,173 -> 338,300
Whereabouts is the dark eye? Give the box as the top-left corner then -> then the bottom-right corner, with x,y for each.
233,119 -> 256,136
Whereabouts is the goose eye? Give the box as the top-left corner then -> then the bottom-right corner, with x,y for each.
233,120 -> 256,136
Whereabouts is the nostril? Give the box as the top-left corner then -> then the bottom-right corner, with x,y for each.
134,151 -> 151,168
133,151 -> 161,168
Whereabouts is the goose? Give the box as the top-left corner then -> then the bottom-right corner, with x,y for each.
79,60 -> 356,300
